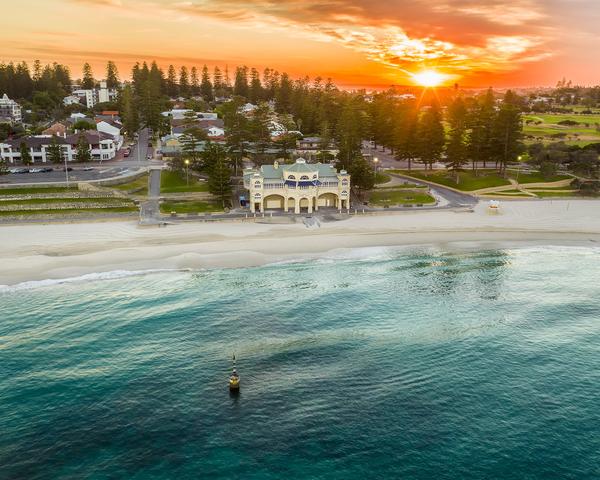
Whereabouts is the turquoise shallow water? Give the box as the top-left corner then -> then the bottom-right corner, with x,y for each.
1,245 -> 600,479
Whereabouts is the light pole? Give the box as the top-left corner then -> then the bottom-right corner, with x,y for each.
373,157 -> 379,181
185,159 -> 190,186
63,149 -> 69,188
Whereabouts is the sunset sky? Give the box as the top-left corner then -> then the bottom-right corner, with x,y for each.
1,0 -> 599,89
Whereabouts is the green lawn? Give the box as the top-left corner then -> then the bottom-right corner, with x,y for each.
160,200 -> 222,214
374,172 -> 391,184
369,189 -> 435,206
393,170 -> 511,191
523,113 -> 600,146
161,170 -> 210,193
533,191 -> 579,198
507,170 -> 572,184
0,206 -> 137,217
0,186 -> 78,196
112,175 -> 149,195
0,197 -> 133,206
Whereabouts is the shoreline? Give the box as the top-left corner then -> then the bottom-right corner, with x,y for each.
2,200 -> 600,286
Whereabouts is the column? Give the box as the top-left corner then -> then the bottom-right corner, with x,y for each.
294,196 -> 300,214
284,197 -> 289,212
308,199 -> 313,214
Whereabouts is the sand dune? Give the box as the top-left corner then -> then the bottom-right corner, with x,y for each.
2,200 -> 600,286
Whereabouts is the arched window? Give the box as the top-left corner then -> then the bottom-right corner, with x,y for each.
312,174 -> 318,179
342,179 -> 348,185
300,175 -> 309,180
288,175 -> 296,180
254,181 -> 261,187
341,190 -> 348,197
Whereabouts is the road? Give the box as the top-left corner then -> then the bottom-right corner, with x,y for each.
0,128 -> 158,185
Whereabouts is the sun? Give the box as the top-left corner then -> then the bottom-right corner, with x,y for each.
410,69 -> 448,87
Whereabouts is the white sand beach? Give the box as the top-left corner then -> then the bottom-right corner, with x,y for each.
2,200 -> 600,286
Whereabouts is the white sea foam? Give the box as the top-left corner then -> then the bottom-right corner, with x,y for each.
0,268 -> 190,293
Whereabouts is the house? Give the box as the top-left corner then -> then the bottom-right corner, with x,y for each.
161,108 -> 195,120
67,81 -> 118,109
240,103 -> 258,114
206,126 -> 225,139
42,122 -> 68,137
295,136 -> 339,160
0,94 -> 22,123
243,158 -> 350,214
63,95 -> 82,106
95,118 -> 123,149
0,131 -> 117,164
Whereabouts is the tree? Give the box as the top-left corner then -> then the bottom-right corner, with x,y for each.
72,119 -> 95,131
222,96 -> 253,174
249,102 -> 273,161
275,73 -> 293,113
445,97 -> 469,181
233,66 -> 249,98
75,134 -> 91,162
492,90 -> 523,175
468,88 -> 496,171
213,66 -> 224,98
81,62 -> 94,89
190,66 -> 200,96
166,65 -> 178,97
394,102 -> 419,170
20,142 -> 32,165
249,68 -> 262,103
106,61 -> 119,89
200,65 -> 213,101
208,151 -> 232,208
349,156 -> 375,197
179,66 -> 190,97
119,84 -> 139,138
416,103 -> 445,170
47,136 -> 64,164
0,158 -> 8,176
180,126 -> 207,168
336,97 -> 369,170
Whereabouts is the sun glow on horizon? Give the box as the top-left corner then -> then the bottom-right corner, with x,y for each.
410,69 -> 450,87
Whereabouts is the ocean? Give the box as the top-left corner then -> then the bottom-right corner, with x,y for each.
1,245 -> 599,479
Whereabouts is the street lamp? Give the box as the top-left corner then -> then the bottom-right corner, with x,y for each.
184,159 -> 190,186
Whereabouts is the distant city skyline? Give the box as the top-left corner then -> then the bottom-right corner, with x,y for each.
1,0 -> 599,88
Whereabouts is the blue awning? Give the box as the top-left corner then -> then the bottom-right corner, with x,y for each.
285,180 -> 321,187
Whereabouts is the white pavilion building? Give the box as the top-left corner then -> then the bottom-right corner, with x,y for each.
243,159 -> 351,213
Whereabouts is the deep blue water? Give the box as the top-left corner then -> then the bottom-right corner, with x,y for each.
1,245 -> 600,479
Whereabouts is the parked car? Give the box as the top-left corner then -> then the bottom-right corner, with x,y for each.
41,167 -> 54,173
9,168 -> 29,174
29,168 -> 44,173
123,149 -> 130,158
82,166 -> 94,171
62,166 -> 73,172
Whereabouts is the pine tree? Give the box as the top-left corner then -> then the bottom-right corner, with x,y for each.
82,62 -> 94,89
468,88 -> 496,171
200,65 -> 213,101
394,102 -> 419,170
0,158 -> 8,176
181,126 -> 206,167
75,134 -> 91,162
208,154 -> 232,208
190,66 -> 200,96
249,102 -> 272,160
106,61 -> 119,89
166,65 -> 178,97
179,66 -> 190,97
416,103 -> 445,170
213,66 -> 223,98
492,90 -> 523,175
249,68 -> 262,103
233,66 -> 249,98
119,84 -> 139,138
20,142 -> 32,165
275,73 -> 293,113
349,155 -> 375,198
445,97 -> 469,181
47,136 -> 64,164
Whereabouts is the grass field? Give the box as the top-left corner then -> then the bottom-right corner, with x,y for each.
374,172 -> 391,184
160,200 -> 222,214
112,175 -> 149,195
507,170 -> 572,184
161,170 -> 210,193
0,186 -> 78,196
0,197 -> 132,206
0,206 -> 137,217
369,189 -> 435,206
392,170 -> 511,191
523,113 -> 600,146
